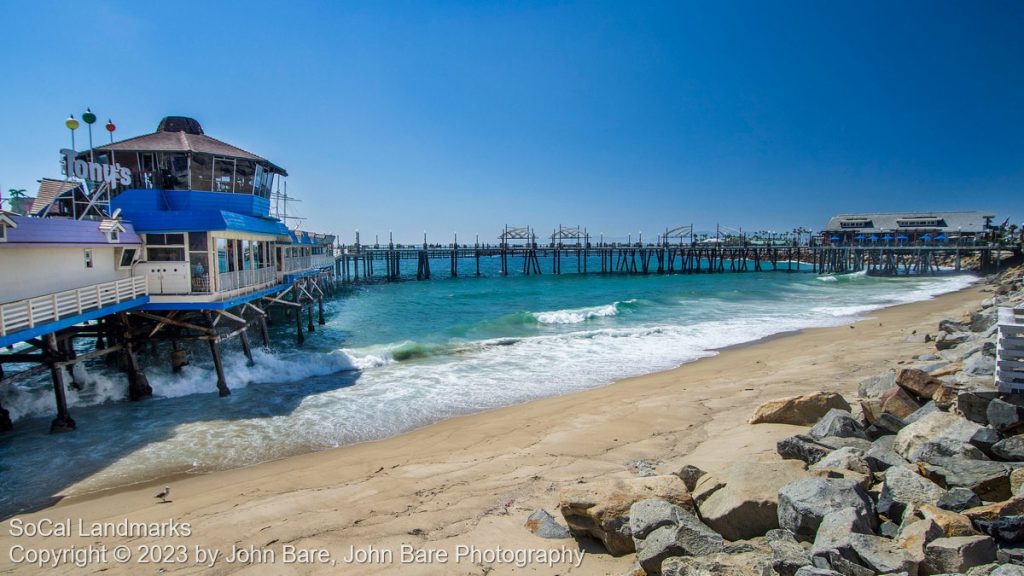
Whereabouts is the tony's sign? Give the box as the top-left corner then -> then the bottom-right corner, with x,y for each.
61,149 -> 132,186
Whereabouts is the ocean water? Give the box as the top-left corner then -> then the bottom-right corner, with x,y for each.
0,255 -> 976,517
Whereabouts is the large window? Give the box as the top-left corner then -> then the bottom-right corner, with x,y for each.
235,160 -> 255,194
216,237 -> 229,273
163,154 -> 190,190
189,232 -> 210,292
190,154 -> 212,192
214,157 -> 236,193
146,233 -> 186,261
253,164 -> 274,198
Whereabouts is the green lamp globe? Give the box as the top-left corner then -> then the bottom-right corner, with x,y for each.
82,108 -> 97,124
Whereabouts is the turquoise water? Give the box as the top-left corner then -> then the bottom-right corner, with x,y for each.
0,256 -> 975,517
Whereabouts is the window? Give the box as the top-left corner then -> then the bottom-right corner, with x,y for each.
216,238 -> 229,273
235,160 -> 255,194
162,154 -> 190,190
839,220 -> 872,229
190,154 -> 213,192
0,224 -> 6,242
213,157 -> 236,193
897,219 -> 942,228
84,249 -> 93,268
145,233 -> 186,261
117,248 -> 138,269
108,229 -> 119,243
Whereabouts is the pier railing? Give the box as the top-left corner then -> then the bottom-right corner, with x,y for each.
996,307 -> 1024,393
217,266 -> 276,293
281,254 -> 335,274
0,276 -> 148,337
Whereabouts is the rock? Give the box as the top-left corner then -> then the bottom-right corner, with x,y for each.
697,460 -> 805,541
940,319 -> 969,334
691,474 -> 725,506
867,436 -> 908,472
525,508 -> 571,539
777,477 -> 877,542
973,515 -> 1024,545
970,311 -> 997,333
969,427 -> 1002,456
559,475 -> 694,556
778,435 -> 835,466
996,546 -> 1024,564
878,465 -> 948,519
868,413 -> 909,439
819,436 -> 874,452
906,333 -> 932,344
630,459 -> 660,477
992,564 -> 1024,576
883,387 -> 924,419
896,517 -> 943,563
923,536 -> 996,574
810,409 -> 870,441
937,332 -> 973,351
675,465 -> 707,493
964,355 -> 996,377
987,399 -> 1024,433
933,384 -> 961,410
993,436 -> 1024,461
894,412 -> 984,463
630,499 -> 690,541
808,468 -> 872,489
1012,468 -> 1024,496
846,533 -> 920,575
861,371 -> 899,399
937,488 -> 983,513
899,368 -> 945,400
661,551 -> 774,576
811,506 -> 875,556
794,568 -> 843,576
811,447 -> 872,476
880,520 -> 900,538
767,529 -> 812,576
635,512 -> 724,574
861,399 -> 884,425
906,402 -> 942,425
919,458 -> 1014,502
963,497 -> 1024,522
750,392 -> 853,426
919,504 -> 980,538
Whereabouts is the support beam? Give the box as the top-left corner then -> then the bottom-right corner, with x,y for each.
239,329 -> 255,367
208,338 -> 230,396
171,340 -> 188,373
47,334 -> 75,433
318,298 -> 326,326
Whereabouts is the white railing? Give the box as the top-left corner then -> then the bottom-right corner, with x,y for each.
0,276 -> 148,337
281,254 -> 335,273
217,266 -> 276,293
996,307 -> 1024,393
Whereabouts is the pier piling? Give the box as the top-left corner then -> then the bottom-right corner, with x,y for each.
46,334 -> 76,433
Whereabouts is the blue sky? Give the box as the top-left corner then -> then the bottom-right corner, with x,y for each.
2,1 -> 1021,243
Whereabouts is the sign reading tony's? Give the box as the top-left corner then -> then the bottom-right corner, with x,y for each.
61,149 -> 132,186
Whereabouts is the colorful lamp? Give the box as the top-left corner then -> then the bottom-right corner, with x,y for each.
65,114 -> 79,149
82,108 -> 97,161
106,119 -> 116,143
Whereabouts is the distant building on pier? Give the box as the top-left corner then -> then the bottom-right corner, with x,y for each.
822,211 -> 996,244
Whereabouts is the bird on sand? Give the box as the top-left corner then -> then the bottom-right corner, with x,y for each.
155,486 -> 171,503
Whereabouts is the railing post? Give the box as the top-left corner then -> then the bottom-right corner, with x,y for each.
52,294 -> 59,321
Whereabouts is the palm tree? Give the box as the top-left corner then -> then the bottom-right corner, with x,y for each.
5,189 -> 28,214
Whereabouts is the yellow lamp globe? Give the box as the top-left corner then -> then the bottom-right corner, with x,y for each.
65,115 -> 79,131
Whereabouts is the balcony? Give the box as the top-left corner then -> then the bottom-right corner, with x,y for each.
0,277 -> 148,337
218,266 -> 276,293
281,254 -> 335,274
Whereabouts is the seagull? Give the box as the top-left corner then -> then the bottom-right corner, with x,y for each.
155,486 -> 171,503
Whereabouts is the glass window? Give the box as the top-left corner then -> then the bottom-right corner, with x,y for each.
190,253 -> 210,292
213,157 -> 235,193
190,154 -> 213,192
216,238 -> 229,273
147,247 -> 186,261
84,249 -> 93,268
226,239 -> 238,272
235,160 -> 255,194
162,154 -> 190,190
118,248 -> 137,268
189,231 -> 208,251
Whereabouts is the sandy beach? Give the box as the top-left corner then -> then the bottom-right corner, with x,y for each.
0,282 -> 991,575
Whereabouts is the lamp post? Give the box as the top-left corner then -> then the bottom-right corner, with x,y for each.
105,119 -> 116,144
82,108 -> 97,163
65,114 -> 79,150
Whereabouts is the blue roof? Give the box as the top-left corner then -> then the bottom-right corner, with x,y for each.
1,215 -> 142,246
111,189 -> 287,237
121,209 -> 288,236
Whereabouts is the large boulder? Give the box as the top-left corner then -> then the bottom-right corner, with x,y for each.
777,477 -> 877,542
697,460 -> 806,541
810,506 -> 875,558
923,535 -> 997,574
919,503 -> 980,538
919,458 -> 1014,502
882,387 -> 923,419
635,511 -> 724,574
896,517 -> 944,564
845,533 -> 920,575
860,371 -> 897,399
898,368 -> 944,400
661,550 -> 774,576
963,497 -> 1024,523
525,509 -> 571,539
964,354 -> 996,377
866,413 -> 908,439
905,401 -> 941,425
777,435 -> 834,466
992,435 -> 1024,461
973,515 -> 1024,545
878,465 -> 947,519
809,409 -> 869,441
559,475 -> 694,556
937,487 -> 983,513
674,465 -> 707,493
630,499 -> 691,541
988,398 -> 1024,433
894,411 -> 984,463
750,392 -> 852,426
766,529 -> 811,576
865,435 -> 907,472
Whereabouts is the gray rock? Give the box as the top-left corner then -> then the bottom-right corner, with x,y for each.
630,499 -> 690,542
895,411 -> 985,463
635,512 -> 725,574
993,435 -> 1024,461
964,355 -> 996,377
525,509 -> 571,539
923,536 -> 997,574
819,436 -> 875,452
880,520 -> 900,538
878,465 -> 947,519
675,464 -> 707,493
969,428 -> 1002,456
767,529 -> 812,576
811,506 -> 875,557
970,311 -> 997,333
866,436 -> 907,472
810,550 -> 876,576
919,458 -> 1013,502
811,409 -> 870,441
697,460 -> 805,541
861,371 -> 898,399
937,487 -> 982,513
811,447 -> 872,475
987,399 -> 1024,433
794,568 -> 843,576
937,332 -> 973,351
777,478 -> 877,542
940,319 -> 969,334
905,402 -> 942,425
996,545 -> 1024,564
991,564 -> 1024,576
867,413 -> 908,439
847,533 -> 920,574
661,552 -> 775,576
778,434 -> 835,466
958,392 -> 998,425
973,515 -> 1024,545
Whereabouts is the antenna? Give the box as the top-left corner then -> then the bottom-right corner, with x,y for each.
270,179 -> 307,228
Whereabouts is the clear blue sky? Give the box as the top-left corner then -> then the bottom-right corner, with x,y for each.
2,1 -> 1021,243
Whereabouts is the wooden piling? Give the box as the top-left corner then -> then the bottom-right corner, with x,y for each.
46,334 -> 75,433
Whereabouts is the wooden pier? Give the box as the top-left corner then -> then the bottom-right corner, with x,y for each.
333,241 -> 1004,283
